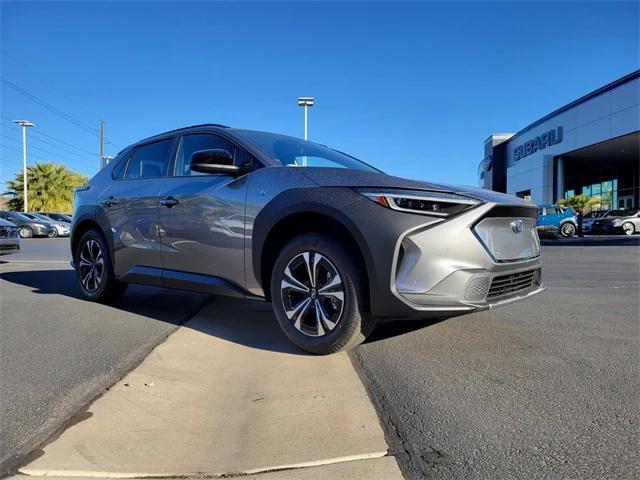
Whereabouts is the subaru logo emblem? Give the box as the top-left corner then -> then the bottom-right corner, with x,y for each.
511,219 -> 525,233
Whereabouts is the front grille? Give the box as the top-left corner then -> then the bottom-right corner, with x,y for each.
0,227 -> 18,238
488,269 -> 538,300
0,244 -> 19,251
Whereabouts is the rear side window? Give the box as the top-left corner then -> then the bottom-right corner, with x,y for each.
111,152 -> 130,180
124,139 -> 174,179
173,134 -> 238,177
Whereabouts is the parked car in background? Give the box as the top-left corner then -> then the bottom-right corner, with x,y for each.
0,211 -> 56,238
594,208 -> 640,235
0,218 -> 20,254
40,212 -> 72,223
23,213 -> 71,237
582,210 -> 609,233
589,209 -> 638,235
70,124 -> 543,354
536,204 -> 578,237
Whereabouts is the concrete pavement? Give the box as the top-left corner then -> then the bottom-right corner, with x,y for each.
17,297 -> 401,478
0,240 -> 208,476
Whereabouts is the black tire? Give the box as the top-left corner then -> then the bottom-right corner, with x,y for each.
270,233 -> 375,355
19,226 -> 33,238
75,229 -> 127,304
560,222 -> 576,237
622,222 -> 635,235
48,229 -> 58,238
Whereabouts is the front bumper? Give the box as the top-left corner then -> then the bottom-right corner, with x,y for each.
342,196 -> 543,320
31,225 -> 55,236
0,237 -> 20,254
391,203 -> 543,314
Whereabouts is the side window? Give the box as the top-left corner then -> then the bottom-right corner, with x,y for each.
111,152 -> 130,180
173,134 -> 241,177
124,139 -> 174,180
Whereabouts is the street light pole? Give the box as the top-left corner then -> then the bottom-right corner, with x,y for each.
13,120 -> 36,212
297,97 -> 314,167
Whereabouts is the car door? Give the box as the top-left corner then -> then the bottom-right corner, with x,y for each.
158,132 -> 251,290
96,138 -> 175,282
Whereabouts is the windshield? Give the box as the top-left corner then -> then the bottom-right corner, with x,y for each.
235,130 -> 380,172
11,212 -> 32,221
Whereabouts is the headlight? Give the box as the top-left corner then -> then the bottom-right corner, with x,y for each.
356,188 -> 482,217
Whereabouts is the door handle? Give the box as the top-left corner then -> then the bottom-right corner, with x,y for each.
159,197 -> 179,208
100,196 -> 118,208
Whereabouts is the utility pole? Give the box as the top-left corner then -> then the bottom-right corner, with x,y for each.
99,119 -> 105,168
13,120 -> 36,212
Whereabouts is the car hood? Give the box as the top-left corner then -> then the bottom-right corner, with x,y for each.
0,218 -> 16,227
299,167 -> 533,205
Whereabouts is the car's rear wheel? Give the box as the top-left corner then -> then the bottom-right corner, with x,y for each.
560,222 -> 576,237
75,229 -> 127,303
48,228 -> 58,238
19,226 -> 33,238
622,222 -> 635,235
270,233 -> 374,355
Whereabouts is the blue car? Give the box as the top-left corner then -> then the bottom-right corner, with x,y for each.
536,204 -> 578,237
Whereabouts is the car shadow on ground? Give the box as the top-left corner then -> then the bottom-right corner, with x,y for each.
1,268 -> 445,355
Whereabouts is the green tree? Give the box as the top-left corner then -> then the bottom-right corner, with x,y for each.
558,194 -> 602,237
4,162 -> 88,213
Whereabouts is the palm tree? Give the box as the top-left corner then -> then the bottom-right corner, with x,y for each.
4,162 -> 88,213
558,194 -> 602,237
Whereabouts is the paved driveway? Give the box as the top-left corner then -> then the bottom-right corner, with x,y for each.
354,240 -> 639,479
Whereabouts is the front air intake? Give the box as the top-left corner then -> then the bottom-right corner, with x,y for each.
487,269 -> 539,300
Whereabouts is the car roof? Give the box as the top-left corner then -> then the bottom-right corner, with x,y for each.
122,124 -> 231,152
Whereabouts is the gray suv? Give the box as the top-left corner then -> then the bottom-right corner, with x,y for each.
71,124 -> 544,354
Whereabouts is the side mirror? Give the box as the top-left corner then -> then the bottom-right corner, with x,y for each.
189,149 -> 243,175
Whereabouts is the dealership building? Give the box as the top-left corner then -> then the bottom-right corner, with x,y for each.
479,70 -> 639,209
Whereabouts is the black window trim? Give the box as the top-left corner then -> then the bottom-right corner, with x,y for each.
121,137 -> 177,181
168,131 -> 260,178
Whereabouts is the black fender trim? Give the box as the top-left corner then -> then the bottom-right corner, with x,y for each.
252,187 -> 377,298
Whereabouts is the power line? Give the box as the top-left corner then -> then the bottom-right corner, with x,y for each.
0,134 -> 98,171
1,77 -> 99,135
0,119 -> 97,160
0,77 -> 121,149
1,116 -> 96,156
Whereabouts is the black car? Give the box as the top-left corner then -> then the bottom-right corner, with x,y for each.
0,211 -> 56,238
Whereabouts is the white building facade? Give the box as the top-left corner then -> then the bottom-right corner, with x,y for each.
480,71 -> 639,208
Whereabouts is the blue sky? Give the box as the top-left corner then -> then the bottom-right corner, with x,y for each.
1,1 -> 638,186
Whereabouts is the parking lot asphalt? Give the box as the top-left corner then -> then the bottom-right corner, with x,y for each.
0,239 -> 208,475
354,239 -> 640,479
1,237 -> 639,479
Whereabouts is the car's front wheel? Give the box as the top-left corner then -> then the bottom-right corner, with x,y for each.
622,222 -> 636,235
560,222 -> 576,237
75,229 -> 127,303
270,233 -> 375,355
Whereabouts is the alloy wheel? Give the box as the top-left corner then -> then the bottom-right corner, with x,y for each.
622,222 -> 635,235
561,223 -> 575,237
78,239 -> 105,293
280,251 -> 345,337
19,227 -> 32,238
